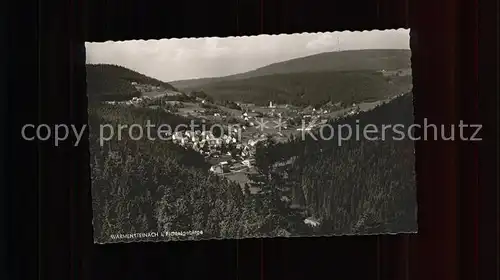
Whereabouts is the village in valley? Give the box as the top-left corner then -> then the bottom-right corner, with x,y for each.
87,31 -> 417,241
103,80 -> 396,189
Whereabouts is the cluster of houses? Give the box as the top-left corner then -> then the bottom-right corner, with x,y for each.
104,96 -> 152,107
105,95 -> 184,109
103,91 -> 393,178
166,130 -> 239,154
346,104 -> 361,116
130,82 -> 163,92
162,128 -> 270,174
209,157 -> 257,174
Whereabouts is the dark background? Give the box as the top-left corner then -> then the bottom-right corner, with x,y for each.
2,0 -> 498,279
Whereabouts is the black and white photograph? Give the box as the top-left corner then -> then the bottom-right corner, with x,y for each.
86,29 -> 417,243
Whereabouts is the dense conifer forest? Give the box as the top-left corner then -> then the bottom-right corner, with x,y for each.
256,92 -> 417,234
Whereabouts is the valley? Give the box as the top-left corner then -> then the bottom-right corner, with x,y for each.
87,46 -> 416,241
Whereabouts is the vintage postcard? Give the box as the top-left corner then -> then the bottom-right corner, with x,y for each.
86,29 -> 416,243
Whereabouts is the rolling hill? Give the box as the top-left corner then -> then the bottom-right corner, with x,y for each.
169,49 -> 411,89
86,64 -> 178,102
185,69 -> 412,106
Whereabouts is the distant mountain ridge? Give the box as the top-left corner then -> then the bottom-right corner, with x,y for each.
187,69 -> 412,106
169,49 -> 411,89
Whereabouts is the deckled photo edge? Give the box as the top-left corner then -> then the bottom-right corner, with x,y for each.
85,29 -> 417,244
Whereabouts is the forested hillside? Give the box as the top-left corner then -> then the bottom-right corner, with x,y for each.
170,49 -> 411,89
192,70 -> 412,106
86,64 -> 178,102
256,92 -> 417,234
89,105 -> 313,242
89,91 -> 416,241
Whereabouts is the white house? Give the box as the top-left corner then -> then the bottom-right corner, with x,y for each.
209,165 -> 223,174
304,217 -> 321,227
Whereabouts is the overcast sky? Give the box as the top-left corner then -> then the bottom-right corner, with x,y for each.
86,29 -> 409,82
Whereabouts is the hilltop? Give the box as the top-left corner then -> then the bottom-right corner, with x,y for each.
169,49 -> 411,89
86,64 -> 178,102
